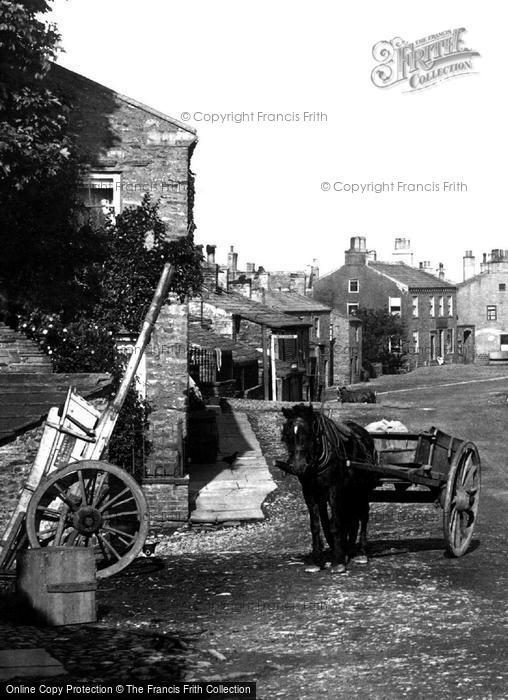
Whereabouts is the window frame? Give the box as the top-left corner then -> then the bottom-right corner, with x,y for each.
487,305 -> 497,321
347,303 -> 359,316
348,279 -> 359,293
80,171 -> 122,216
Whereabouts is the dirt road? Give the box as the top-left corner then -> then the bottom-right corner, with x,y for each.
2,366 -> 507,699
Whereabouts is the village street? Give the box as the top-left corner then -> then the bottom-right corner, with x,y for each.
1,365 -> 508,699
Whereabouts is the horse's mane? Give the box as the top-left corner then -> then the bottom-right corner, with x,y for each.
314,413 -> 377,469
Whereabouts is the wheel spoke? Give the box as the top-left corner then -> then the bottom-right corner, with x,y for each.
102,525 -> 136,541
97,533 -> 122,561
77,470 -> 87,504
102,510 -> 139,520
53,483 -> 78,511
91,471 -> 108,507
98,487 -> 131,513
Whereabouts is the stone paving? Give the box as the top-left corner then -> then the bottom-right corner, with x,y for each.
189,411 -> 276,523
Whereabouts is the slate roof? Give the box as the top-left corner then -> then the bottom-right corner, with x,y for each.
49,63 -> 197,136
0,372 -> 112,445
189,323 -> 260,366
369,262 -> 456,289
262,291 -> 330,313
203,290 -> 311,328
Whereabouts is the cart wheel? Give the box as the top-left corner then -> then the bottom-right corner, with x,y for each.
26,460 -> 149,579
443,442 -> 480,557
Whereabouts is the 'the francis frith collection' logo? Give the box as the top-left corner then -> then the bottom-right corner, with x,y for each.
371,28 -> 480,91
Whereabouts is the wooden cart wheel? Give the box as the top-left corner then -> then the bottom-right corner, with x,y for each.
443,442 -> 481,557
26,460 -> 149,579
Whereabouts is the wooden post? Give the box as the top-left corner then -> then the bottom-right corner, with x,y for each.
262,325 -> 270,400
83,263 -> 175,461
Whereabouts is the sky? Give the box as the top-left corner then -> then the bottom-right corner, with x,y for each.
48,0 -> 506,282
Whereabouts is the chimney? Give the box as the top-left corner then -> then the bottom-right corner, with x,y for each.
227,245 -> 238,278
245,262 -> 255,273
345,236 -> 368,265
206,244 -> 216,264
437,262 -> 445,280
392,237 -> 413,266
419,260 -> 431,270
463,250 -> 475,281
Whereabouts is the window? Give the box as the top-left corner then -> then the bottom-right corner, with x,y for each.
446,329 -> 454,354
313,316 -> 320,338
429,297 -> 435,317
347,303 -> 359,316
276,336 -> 298,361
499,284 -> 506,292
389,297 -> 401,316
412,296 -> 419,318
438,296 -> 444,317
487,305 -> 497,321
412,330 -> 419,353
348,279 -> 359,293
354,325 -> 360,342
447,295 -> 453,317
78,172 -> 122,225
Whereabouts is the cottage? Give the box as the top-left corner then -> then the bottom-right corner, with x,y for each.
457,249 -> 508,362
43,65 -> 197,524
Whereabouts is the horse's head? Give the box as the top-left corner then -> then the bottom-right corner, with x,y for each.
281,404 -> 315,477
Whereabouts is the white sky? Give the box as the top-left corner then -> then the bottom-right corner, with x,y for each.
48,0 -> 506,282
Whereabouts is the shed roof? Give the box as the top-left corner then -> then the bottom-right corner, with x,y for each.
189,323 -> 260,365
203,290 -> 311,328
0,373 -> 112,445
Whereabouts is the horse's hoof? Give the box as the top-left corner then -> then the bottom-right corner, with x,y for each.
330,564 -> 347,575
353,554 -> 369,565
304,565 -> 321,573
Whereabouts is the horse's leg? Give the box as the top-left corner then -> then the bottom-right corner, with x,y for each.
301,481 -> 324,568
346,511 -> 360,562
328,484 -> 347,574
318,500 -> 333,551
355,494 -> 370,564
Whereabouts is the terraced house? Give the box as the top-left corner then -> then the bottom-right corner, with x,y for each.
313,236 -> 458,367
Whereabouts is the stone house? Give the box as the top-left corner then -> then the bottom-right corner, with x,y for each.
40,65 -> 197,524
314,236 -> 458,368
457,249 -> 508,361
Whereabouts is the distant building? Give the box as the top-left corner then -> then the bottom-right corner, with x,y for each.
314,236 -> 458,367
189,289 -> 313,402
195,245 -> 361,390
457,248 -> 508,361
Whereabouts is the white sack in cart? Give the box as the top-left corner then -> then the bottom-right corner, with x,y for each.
365,419 -> 408,433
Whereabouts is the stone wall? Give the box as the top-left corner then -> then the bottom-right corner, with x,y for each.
0,426 -> 42,537
457,270 -> 508,357
47,64 -> 197,234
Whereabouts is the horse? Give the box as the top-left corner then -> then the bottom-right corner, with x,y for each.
280,404 -> 379,573
337,386 -> 376,404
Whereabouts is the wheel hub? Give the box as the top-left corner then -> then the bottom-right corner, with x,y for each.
72,506 -> 103,535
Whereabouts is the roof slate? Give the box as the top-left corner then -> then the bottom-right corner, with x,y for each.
0,373 -> 112,445
369,262 -> 455,289
189,323 -> 260,365
262,291 -> 330,313
203,290 -> 311,328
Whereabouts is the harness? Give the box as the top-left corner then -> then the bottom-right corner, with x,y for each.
313,413 -> 351,473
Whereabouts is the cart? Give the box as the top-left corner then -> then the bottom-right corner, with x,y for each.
0,264 -> 175,578
352,427 -> 481,557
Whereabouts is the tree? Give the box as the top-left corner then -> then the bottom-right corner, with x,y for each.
0,0 -> 106,318
355,307 -> 407,374
0,0 -> 68,187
